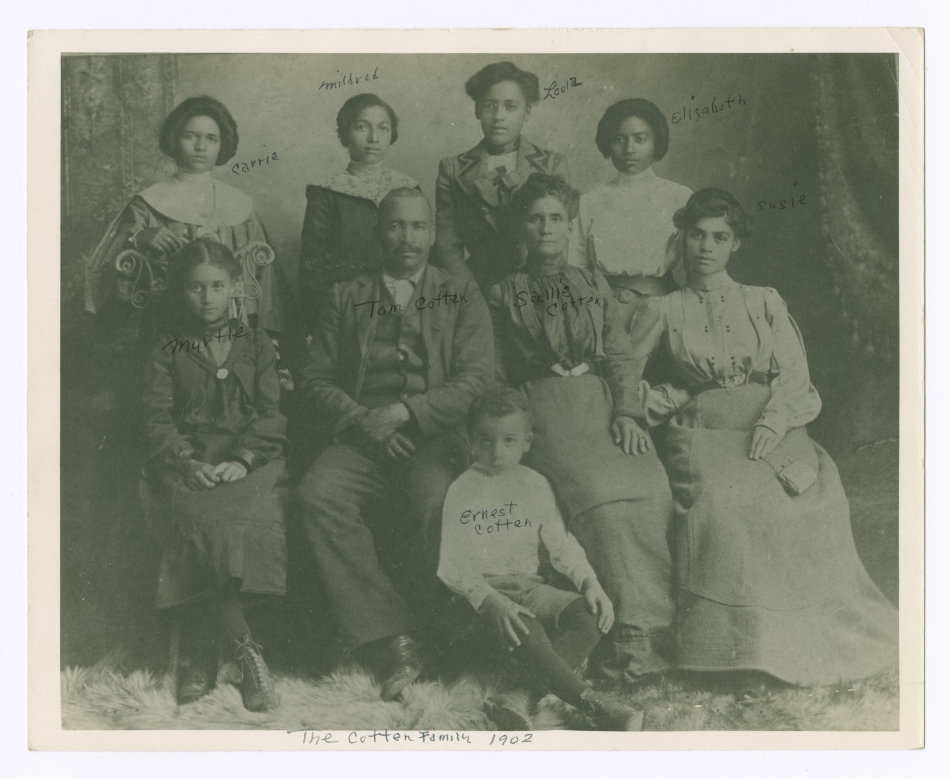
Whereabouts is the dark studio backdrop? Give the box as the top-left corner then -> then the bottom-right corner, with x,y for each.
60,53 -> 900,670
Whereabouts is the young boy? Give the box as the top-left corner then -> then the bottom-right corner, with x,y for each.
438,387 -> 643,731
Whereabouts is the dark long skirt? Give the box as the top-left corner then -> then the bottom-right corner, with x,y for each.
142,453 -> 289,610
519,375 -> 677,676
664,384 -> 898,686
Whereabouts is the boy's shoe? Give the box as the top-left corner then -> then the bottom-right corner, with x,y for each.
233,635 -> 279,712
484,690 -> 535,730
578,687 -> 644,731
177,662 -> 214,705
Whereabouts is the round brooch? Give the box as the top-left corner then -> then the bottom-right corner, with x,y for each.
216,368 -> 229,380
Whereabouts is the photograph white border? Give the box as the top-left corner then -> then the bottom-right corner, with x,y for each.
26,26 -> 924,753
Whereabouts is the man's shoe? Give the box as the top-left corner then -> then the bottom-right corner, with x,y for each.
233,635 -> 279,712
378,634 -> 425,701
484,690 -> 534,730
579,687 -> 644,731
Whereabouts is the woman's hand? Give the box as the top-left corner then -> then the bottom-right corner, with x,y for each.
749,425 -> 782,460
211,461 -> 248,483
480,592 -> 535,651
612,415 -> 653,456
135,226 -> 187,256
182,460 -> 219,491
581,577 -> 615,634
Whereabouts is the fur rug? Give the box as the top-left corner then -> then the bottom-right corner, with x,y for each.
62,657 -> 898,732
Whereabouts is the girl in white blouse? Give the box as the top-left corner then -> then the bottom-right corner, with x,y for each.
569,98 -> 692,334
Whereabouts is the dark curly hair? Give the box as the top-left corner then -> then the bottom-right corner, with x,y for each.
673,188 -> 752,238
505,173 -> 580,235
336,93 -> 400,147
159,96 -> 239,166
465,61 -> 540,105
595,98 -> 670,161
166,237 -> 243,303
468,386 -> 533,434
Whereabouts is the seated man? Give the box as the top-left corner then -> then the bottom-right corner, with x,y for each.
295,188 -> 494,700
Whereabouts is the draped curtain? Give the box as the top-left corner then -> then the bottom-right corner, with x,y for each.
813,54 -> 900,446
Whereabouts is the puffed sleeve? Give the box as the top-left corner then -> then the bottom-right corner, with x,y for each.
437,478 -> 498,611
756,289 -> 822,438
627,295 -> 667,384
589,270 -> 643,420
230,330 -> 288,469
433,157 -> 474,282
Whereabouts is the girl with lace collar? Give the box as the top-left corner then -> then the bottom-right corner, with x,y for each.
85,96 -> 290,339
299,93 -> 419,335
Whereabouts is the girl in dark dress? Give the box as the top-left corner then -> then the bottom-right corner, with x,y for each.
299,93 -> 419,335
489,173 -> 676,684
142,237 -> 289,711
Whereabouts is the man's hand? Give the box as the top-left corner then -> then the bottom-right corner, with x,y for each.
358,403 -> 411,443
611,415 -> 652,456
383,432 -> 416,461
750,425 -> 782,460
479,592 -> 535,651
210,461 -> 248,483
581,577 -> 615,634
182,459 -> 218,491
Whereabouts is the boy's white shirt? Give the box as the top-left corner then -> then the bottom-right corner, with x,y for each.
437,462 -> 598,611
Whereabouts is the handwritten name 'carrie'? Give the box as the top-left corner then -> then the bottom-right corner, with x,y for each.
354,289 -> 469,318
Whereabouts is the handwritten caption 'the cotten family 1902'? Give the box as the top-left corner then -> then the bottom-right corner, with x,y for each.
289,729 -> 533,746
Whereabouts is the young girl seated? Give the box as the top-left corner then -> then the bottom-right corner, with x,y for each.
438,388 -> 643,731
142,237 -> 289,712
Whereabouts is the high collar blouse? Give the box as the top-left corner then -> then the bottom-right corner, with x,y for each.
488,264 -> 641,421
629,276 -> 822,438
568,168 -> 692,279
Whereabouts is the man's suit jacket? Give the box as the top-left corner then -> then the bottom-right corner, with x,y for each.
298,263 -> 494,440
433,137 -> 570,287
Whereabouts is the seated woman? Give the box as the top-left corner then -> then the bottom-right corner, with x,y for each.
630,188 -> 898,696
85,96 -> 291,367
488,173 -> 676,684
569,98 -> 692,335
435,61 -> 569,291
299,93 -> 419,336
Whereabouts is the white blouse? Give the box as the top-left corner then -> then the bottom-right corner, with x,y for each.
569,168 -> 692,279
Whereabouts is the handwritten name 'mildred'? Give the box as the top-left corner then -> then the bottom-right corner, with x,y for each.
354,290 -> 469,318
163,326 -> 249,354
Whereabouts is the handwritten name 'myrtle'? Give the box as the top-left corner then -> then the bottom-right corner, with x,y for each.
163,326 -> 249,354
